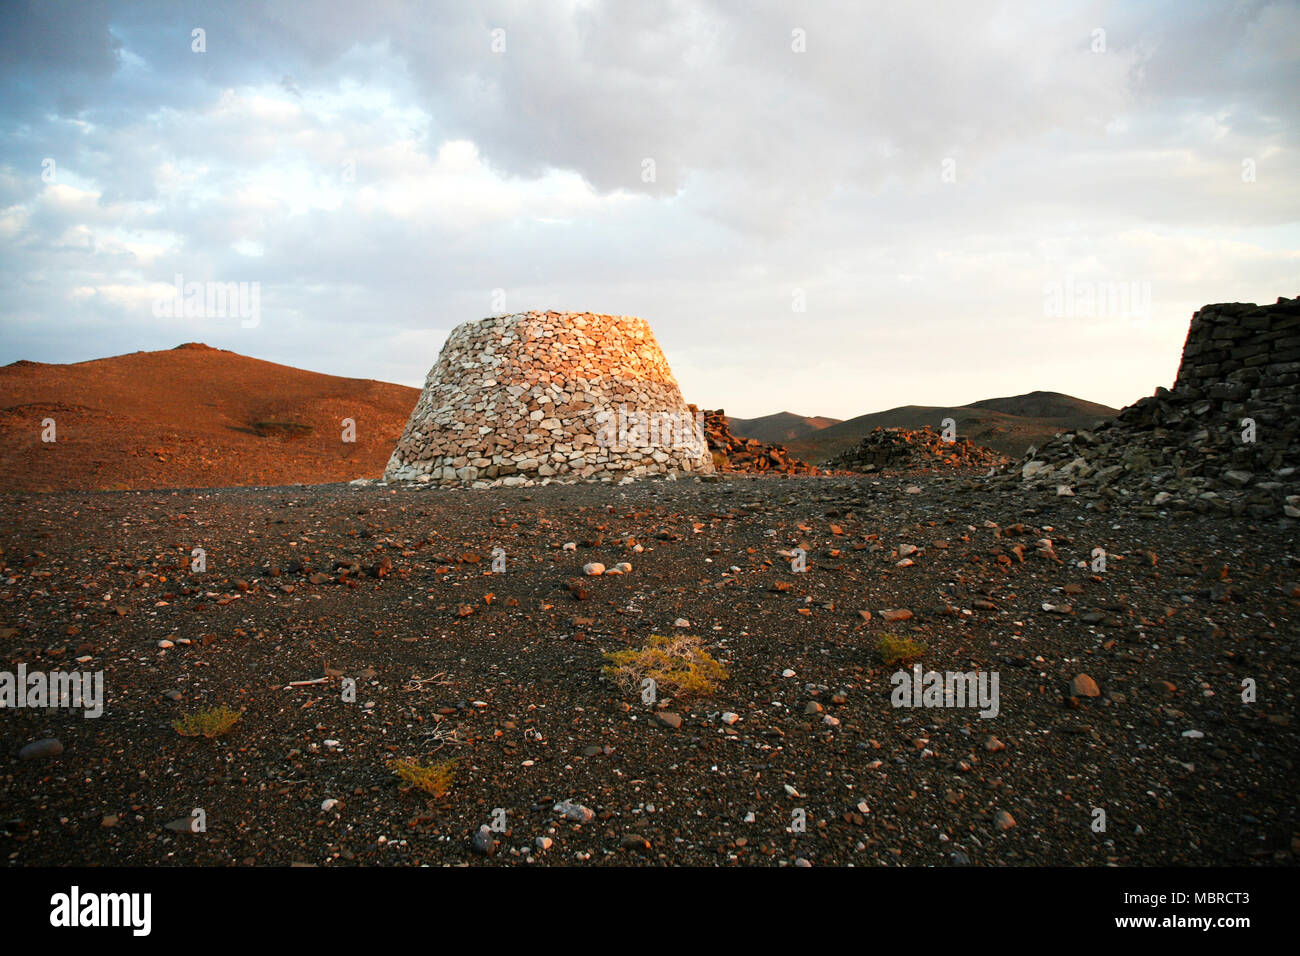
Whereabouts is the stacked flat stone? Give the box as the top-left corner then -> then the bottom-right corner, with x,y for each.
384,311 -> 715,488
997,296 -> 1300,518
1173,298 -> 1300,396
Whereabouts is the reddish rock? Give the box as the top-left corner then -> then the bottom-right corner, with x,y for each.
698,408 -> 821,475
1068,674 -> 1101,697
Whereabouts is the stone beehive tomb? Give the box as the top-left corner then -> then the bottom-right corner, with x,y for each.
1001,295 -> 1300,517
384,311 -> 715,487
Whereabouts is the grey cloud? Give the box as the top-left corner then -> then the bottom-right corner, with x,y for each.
0,0 -> 1296,419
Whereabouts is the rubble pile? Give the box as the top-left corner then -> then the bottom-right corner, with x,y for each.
993,297 -> 1300,518
825,426 -> 1007,473
700,408 -> 821,475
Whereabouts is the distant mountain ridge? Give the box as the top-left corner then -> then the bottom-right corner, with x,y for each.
966,391 -> 1119,420
726,411 -> 842,443
772,391 -> 1121,462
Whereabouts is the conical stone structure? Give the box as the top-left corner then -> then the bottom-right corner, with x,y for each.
385,311 -> 715,487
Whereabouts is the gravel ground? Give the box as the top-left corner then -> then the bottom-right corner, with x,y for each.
1,472 -> 1296,867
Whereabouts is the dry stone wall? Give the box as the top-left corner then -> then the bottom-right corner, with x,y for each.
385,311 -> 714,487
999,296 -> 1300,518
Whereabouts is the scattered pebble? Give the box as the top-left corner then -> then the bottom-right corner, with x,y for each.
554,800 -> 595,824
655,711 -> 682,730
1068,674 -> 1101,698
18,738 -> 63,761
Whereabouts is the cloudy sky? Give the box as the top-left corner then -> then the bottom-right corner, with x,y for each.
1,0 -> 1296,419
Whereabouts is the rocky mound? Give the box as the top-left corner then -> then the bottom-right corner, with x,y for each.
700,407 -> 821,474
824,425 -> 1008,473
384,312 -> 715,487
994,296 -> 1300,518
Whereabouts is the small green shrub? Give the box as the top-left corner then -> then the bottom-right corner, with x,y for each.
603,634 -> 729,700
876,633 -> 927,666
173,706 -> 241,738
388,757 -> 457,798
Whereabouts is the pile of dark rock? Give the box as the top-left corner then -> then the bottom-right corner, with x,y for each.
698,408 -> 821,475
993,297 -> 1300,518
824,426 -> 1007,473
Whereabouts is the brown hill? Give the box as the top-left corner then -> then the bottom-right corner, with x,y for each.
0,343 -> 419,491
785,391 -> 1121,463
726,411 -> 841,444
